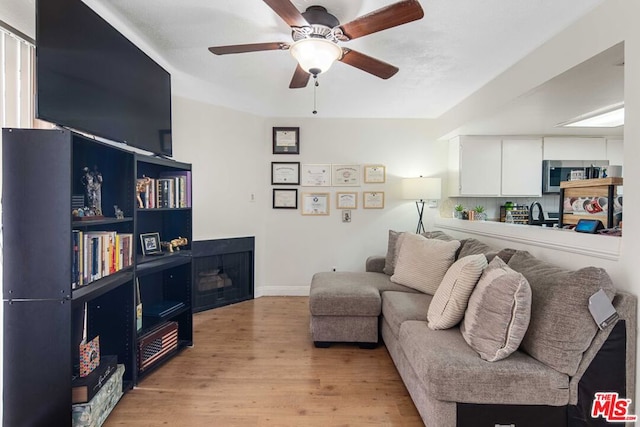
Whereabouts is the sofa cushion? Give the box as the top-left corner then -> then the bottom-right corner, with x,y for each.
507,250 -> 616,376
309,272 -> 383,316
427,254 -> 487,330
381,291 -> 432,339
391,234 -> 460,294
383,230 -> 404,275
399,321 -> 569,405
383,230 -> 453,275
461,257 -> 531,362
457,238 -> 493,259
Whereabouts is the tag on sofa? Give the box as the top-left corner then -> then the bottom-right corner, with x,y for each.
589,289 -> 619,330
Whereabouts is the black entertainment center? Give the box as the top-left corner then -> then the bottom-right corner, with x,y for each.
2,0 -> 192,425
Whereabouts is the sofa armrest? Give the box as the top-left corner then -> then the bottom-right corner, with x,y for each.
569,290 -> 636,405
366,256 -> 386,273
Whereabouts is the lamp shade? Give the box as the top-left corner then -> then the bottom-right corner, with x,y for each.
402,177 -> 441,200
290,38 -> 343,75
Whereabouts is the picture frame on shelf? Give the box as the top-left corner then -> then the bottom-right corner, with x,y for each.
332,164 -> 361,186
140,232 -> 162,256
336,192 -> 358,209
301,164 -> 331,186
301,192 -> 330,215
271,162 -> 300,185
272,127 -> 300,154
364,164 -> 386,183
363,191 -> 385,209
273,188 -> 298,209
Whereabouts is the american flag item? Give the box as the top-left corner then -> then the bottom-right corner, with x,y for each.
138,321 -> 178,372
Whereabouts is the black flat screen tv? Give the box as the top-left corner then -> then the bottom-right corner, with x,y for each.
36,0 -> 172,156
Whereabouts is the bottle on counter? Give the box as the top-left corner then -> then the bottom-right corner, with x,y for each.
505,210 -> 514,224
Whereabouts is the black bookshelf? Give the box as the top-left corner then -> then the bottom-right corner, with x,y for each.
2,128 -> 193,425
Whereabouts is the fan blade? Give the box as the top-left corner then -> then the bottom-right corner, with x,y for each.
289,65 -> 310,89
262,0 -> 309,28
208,42 -> 289,55
339,0 -> 424,40
340,49 -> 399,79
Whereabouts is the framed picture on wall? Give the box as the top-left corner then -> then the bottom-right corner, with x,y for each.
363,191 -> 385,209
273,189 -> 298,209
301,192 -> 330,215
272,127 -> 300,154
332,164 -> 361,186
271,162 -> 300,185
301,164 -> 331,186
364,164 -> 386,183
336,192 -> 358,209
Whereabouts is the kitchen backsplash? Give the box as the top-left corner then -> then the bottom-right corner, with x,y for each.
440,194 -> 561,221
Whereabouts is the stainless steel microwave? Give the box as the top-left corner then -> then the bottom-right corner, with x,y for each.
542,160 -> 609,193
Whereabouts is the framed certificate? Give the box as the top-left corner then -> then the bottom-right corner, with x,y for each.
364,164 -> 386,183
272,127 -> 300,154
301,164 -> 331,186
273,189 -> 298,209
336,192 -> 358,209
301,192 -> 330,215
332,164 -> 361,186
271,162 -> 300,185
363,191 -> 385,209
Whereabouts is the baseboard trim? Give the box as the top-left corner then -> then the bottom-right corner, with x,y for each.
255,285 -> 310,297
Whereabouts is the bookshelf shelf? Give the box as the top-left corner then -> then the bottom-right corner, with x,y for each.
2,128 -> 193,425
72,268 -> 134,307
72,217 -> 134,228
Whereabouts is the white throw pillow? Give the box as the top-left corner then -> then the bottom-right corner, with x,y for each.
390,234 -> 460,295
427,254 -> 488,330
461,256 -> 532,362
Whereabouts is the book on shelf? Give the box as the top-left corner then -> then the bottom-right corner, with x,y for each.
137,171 -> 191,209
72,231 -> 134,288
72,354 -> 118,404
159,171 -> 191,208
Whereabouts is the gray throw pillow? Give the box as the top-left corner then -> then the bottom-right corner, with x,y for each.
383,230 -> 403,275
507,250 -> 616,376
456,238 -> 494,260
461,256 -> 531,362
383,229 -> 453,275
390,234 -> 460,295
428,254 -> 488,330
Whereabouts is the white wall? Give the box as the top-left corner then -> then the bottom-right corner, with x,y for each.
171,97 -> 446,296
261,118 -> 445,295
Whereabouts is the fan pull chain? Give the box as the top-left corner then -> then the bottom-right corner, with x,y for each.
312,75 -> 319,115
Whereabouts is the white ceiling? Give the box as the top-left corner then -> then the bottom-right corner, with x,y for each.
2,0 -> 623,132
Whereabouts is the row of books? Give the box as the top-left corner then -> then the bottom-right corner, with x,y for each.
72,231 -> 134,289
137,171 -> 191,209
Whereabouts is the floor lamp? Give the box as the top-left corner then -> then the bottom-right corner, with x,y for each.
402,177 -> 442,234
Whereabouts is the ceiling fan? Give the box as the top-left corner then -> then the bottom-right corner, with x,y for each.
208,0 -> 425,89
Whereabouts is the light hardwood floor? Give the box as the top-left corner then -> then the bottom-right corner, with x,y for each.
104,296 -> 423,426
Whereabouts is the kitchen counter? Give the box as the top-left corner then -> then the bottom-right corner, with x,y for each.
435,218 -> 621,261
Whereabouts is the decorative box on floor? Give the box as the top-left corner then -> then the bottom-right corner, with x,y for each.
138,321 -> 179,372
72,364 -> 125,427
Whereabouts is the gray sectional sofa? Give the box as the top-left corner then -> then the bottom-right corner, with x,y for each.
309,232 -> 636,427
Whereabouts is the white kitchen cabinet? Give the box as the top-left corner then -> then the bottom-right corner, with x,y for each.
542,137 -> 606,160
449,136 -> 501,197
501,138 -> 543,196
606,138 -> 624,166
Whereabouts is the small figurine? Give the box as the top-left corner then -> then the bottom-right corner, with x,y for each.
136,176 -> 152,208
82,166 -> 103,216
114,205 -> 124,219
161,237 -> 188,253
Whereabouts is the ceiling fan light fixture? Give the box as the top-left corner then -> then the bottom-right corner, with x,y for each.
290,38 -> 342,75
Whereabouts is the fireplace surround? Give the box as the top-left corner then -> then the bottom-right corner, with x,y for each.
192,237 -> 254,312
